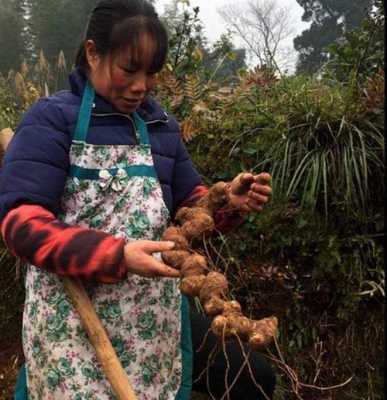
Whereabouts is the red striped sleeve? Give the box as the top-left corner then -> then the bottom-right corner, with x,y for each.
1,204 -> 127,283
181,185 -> 244,233
180,185 -> 209,207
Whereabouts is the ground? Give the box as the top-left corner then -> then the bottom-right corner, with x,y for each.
0,338 -> 24,400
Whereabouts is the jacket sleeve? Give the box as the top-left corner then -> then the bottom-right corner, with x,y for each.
1,204 -> 127,283
0,97 -> 71,221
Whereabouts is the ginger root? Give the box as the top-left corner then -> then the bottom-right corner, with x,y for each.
161,180 -> 278,350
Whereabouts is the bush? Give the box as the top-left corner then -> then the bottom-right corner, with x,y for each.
158,29 -> 384,396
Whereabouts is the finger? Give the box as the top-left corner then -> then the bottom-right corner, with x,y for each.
255,173 -> 271,184
251,183 -> 272,195
240,173 -> 255,190
146,257 -> 180,278
248,190 -> 270,204
241,172 -> 255,183
233,173 -> 255,195
246,200 -> 264,212
239,202 -> 252,213
141,240 -> 175,254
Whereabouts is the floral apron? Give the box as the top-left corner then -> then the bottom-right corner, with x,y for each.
21,81 -> 192,400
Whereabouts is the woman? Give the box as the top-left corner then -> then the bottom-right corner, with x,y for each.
0,1 -> 275,399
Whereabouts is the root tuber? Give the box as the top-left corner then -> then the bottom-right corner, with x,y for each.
180,274 -> 206,297
198,272 -> 228,305
161,250 -> 191,269
196,182 -> 229,215
180,254 -> 207,277
248,317 -> 278,349
162,226 -> 189,250
161,179 -> 278,350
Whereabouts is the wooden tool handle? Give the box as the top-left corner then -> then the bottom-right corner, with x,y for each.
63,278 -> 137,400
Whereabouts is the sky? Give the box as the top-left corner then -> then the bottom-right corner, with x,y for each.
154,0 -> 311,73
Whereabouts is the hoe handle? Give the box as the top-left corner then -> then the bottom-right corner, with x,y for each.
63,278 -> 137,400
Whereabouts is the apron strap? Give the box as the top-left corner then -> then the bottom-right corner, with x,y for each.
72,80 -> 151,145
73,80 -> 95,142
132,111 -> 150,146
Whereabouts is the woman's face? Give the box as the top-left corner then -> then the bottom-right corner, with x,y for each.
87,34 -> 158,114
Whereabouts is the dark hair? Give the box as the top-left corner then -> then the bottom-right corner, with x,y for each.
75,0 -> 168,73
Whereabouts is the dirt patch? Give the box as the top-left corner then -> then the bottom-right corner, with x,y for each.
0,337 -> 24,400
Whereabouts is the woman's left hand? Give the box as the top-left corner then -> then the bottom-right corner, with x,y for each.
227,172 -> 272,213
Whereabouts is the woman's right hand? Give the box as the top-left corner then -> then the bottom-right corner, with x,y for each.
123,240 -> 180,278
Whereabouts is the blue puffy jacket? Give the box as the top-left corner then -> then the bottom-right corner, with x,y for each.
0,68 -> 202,220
